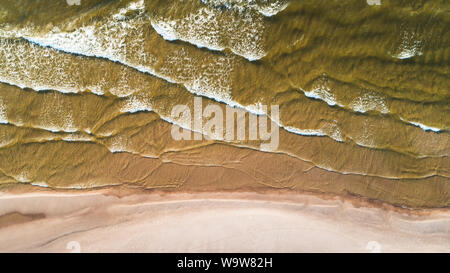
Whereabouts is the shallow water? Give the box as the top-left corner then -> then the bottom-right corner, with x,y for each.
0,0 -> 448,207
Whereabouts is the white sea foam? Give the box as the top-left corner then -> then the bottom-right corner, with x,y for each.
0,98 -> 8,124
14,172 -> 31,183
284,121 -> 344,143
255,1 -> 290,17
61,134 -> 94,142
330,126 -> 344,142
121,95 -> 153,113
0,39 -> 79,94
399,117 -> 442,133
0,37 -> 148,97
303,83 -> 443,135
366,0 -> 381,6
408,121 -> 441,132
31,181 -> 49,188
321,120 -> 344,142
109,135 -> 127,153
350,91 -> 389,114
393,31 -> 423,59
283,126 -> 326,137
301,77 -> 389,115
300,78 -> 445,135
303,86 -> 339,107
160,46 -> 235,105
23,24 -> 134,68
17,0 -> 149,83
201,0 -> 289,17
0,1 -> 360,147
1,35 -> 349,146
113,0 -> 145,20
106,134 -> 157,156
0,39 -> 92,94
66,0 -> 81,6
10,5 -> 236,102
1,1 -> 238,107
395,47 -> 421,59
151,5 -> 267,61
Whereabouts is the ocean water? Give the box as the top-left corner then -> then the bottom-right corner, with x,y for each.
0,0 -> 448,207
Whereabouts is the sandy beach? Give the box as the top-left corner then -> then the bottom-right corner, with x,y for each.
0,189 -> 448,253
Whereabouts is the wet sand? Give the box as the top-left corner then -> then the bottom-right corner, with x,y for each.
0,189 -> 448,253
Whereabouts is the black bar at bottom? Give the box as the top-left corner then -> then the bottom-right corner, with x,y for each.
0,253 -> 444,272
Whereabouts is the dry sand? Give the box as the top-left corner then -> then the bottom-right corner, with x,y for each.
0,189 -> 448,252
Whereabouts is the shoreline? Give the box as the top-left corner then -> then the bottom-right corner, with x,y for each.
1,183 -> 449,215
0,185 -> 449,252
